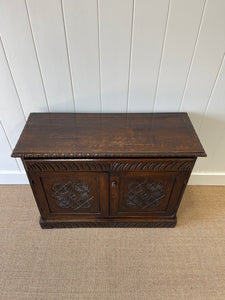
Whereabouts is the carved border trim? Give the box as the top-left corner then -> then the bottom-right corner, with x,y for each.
110,161 -> 193,171
26,160 -> 194,172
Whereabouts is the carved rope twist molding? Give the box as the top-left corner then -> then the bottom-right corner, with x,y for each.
15,152 -> 201,158
26,160 -> 193,172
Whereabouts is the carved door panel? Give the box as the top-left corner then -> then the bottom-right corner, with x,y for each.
110,172 -> 181,216
30,172 -> 108,218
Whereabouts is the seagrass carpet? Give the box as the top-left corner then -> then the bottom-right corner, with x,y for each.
0,185 -> 224,300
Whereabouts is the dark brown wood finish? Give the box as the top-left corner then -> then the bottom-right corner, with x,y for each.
12,113 -> 206,158
12,113 -> 206,228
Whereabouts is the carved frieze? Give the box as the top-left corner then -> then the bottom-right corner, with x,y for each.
26,160 -> 193,172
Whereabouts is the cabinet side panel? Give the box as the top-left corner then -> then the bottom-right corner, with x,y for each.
23,159 -> 51,218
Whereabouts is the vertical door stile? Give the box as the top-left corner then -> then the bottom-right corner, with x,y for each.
109,174 -> 119,216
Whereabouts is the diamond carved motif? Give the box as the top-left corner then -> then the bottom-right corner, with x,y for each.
126,181 -> 165,209
51,181 -> 93,211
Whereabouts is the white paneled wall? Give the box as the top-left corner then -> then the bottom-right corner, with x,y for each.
128,0 -> 169,112
154,0 -> 205,111
99,0 -> 133,112
0,0 -> 225,184
63,0 -> 101,112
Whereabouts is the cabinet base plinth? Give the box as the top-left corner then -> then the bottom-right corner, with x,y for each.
40,217 -> 177,229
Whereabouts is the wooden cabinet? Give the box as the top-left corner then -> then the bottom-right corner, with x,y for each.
12,113 -> 206,228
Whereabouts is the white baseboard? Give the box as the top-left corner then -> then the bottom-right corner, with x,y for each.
0,171 -> 224,185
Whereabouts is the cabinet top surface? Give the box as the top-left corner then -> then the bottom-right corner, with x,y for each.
12,113 -> 206,158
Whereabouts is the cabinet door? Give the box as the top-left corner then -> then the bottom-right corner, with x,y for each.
110,171 -> 186,217
28,170 -> 108,218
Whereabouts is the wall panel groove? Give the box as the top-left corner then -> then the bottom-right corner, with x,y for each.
180,0 -> 225,132
0,38 -> 26,122
179,0 -> 207,111
61,0 -> 76,112
128,0 -> 170,112
194,53 -> 225,173
201,53 -> 225,125
0,0 -> 49,117
0,38 -> 25,171
152,0 -> 171,112
26,0 -> 75,112
24,0 -> 50,113
126,0 -> 135,112
154,0 -> 205,112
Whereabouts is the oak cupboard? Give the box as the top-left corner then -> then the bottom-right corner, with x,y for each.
12,113 -> 206,228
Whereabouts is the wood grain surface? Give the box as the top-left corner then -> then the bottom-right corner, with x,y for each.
12,112 -> 206,158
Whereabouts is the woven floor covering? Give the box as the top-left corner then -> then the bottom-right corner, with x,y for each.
0,185 -> 224,300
